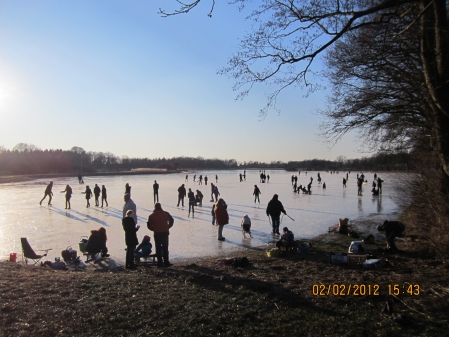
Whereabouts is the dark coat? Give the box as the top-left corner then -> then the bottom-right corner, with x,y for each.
214,204 -> 229,226
85,230 -> 107,254
178,186 -> 186,197
122,217 -> 139,246
266,197 -> 286,217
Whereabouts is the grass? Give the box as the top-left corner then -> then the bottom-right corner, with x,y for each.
1,233 -> 448,337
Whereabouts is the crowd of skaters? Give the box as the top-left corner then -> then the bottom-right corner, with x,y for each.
38,170 -> 386,268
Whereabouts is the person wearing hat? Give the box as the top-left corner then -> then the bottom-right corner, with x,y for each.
377,220 -> 405,252
266,194 -> 287,235
147,203 -> 174,267
135,235 -> 152,260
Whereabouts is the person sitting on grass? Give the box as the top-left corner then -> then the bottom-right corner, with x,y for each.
85,227 -> 109,259
276,227 -> 294,250
135,235 -> 153,260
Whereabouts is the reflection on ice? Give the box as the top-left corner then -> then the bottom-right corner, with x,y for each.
0,170 -> 401,264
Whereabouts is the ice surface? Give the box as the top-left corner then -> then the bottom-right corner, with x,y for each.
0,170 -> 400,263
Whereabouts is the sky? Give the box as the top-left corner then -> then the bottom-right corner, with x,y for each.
0,0 -> 362,163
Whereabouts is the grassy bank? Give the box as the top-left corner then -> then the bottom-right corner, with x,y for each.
1,233 -> 448,337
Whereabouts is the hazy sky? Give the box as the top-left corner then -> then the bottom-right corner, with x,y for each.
0,1 -> 362,162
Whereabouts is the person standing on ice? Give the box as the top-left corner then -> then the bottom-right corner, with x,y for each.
39,181 -> 54,206
123,193 -> 137,224
253,185 -> 261,204
215,175 -> 218,183
60,184 -> 72,209
214,198 -> 229,241
204,176 -> 208,185
82,185 -> 93,208
153,180 -> 159,203
93,184 -> 101,207
101,185 -> 108,207
266,194 -> 287,235
125,183 -> 131,196
177,184 -> 186,207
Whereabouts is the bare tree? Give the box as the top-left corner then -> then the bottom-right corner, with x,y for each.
161,0 -> 449,183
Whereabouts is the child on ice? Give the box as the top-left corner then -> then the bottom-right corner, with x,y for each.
241,215 -> 252,238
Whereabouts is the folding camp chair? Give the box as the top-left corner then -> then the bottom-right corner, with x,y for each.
21,237 -> 52,265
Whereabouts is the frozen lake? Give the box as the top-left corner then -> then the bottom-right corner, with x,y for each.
0,170 -> 401,264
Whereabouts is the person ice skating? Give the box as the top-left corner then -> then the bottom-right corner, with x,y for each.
266,194 -> 287,235
377,177 -> 384,194
343,178 -> 347,188
185,175 -> 188,182
122,210 -> 139,269
276,227 -> 294,250
78,174 -> 84,184
241,215 -> 252,238
93,184 -> 101,207
210,183 -> 215,201
291,176 -> 295,185
187,188 -> 195,217
147,203 -> 174,267
195,189 -> 203,206
177,184 -> 186,207
214,198 -> 229,241
198,175 -> 203,185
243,171 -> 246,181
85,227 -> 109,258
193,174 -> 196,182
123,193 -> 137,225
204,176 -> 208,185
215,175 -> 218,183
307,182 -> 312,194
39,181 -> 54,206
60,184 -> 72,209
101,185 -> 108,207
267,174 -> 270,183
82,185 -> 93,208
294,176 -> 298,185
153,180 -> 159,203
323,182 -> 326,189
253,185 -> 261,204
374,173 -> 377,180
377,220 -> 405,252
213,185 -> 220,202
357,177 -> 363,196
125,183 -> 131,196
239,173 -> 243,182
135,235 -> 152,260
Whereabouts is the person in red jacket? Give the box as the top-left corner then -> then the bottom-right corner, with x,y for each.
147,203 -> 174,267
214,198 -> 229,241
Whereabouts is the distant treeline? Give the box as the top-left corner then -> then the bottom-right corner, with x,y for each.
0,144 -> 412,175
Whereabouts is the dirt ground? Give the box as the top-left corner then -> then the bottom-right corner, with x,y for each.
1,232 -> 448,337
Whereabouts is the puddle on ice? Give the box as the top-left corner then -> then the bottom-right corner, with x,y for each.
0,170 -> 402,264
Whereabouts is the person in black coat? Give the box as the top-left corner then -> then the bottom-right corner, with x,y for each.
93,184 -> 101,207
177,184 -> 186,207
377,220 -> 405,252
266,194 -> 287,235
123,210 -> 139,269
85,227 -> 109,258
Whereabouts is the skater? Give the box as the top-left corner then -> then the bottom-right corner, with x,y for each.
147,203 -> 174,267
214,198 -> 229,241
343,177 -> 347,188
243,170 -> 246,181
377,220 -> 405,252
185,175 -> 188,182
291,176 -> 295,185
266,194 -> 287,235
39,181 -> 54,206
267,174 -> 270,183
241,215 -> 252,238
211,203 -> 216,225
210,183 -> 215,201
323,182 -> 326,189
253,185 -> 261,204
78,174 -> 84,184
377,177 -> 384,194
239,173 -> 243,182
215,175 -> 218,183
357,177 -> 363,196
82,185 -> 93,208
125,183 -> 131,196
60,184 -> 72,209
307,182 -> 312,194
204,176 -> 208,185
153,180 -> 159,203
122,209 -> 139,269
93,184 -> 101,207
177,184 -> 186,207
198,175 -> 203,185
213,185 -> 220,202
187,188 -> 195,217
193,174 -> 196,182
101,185 -> 108,207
